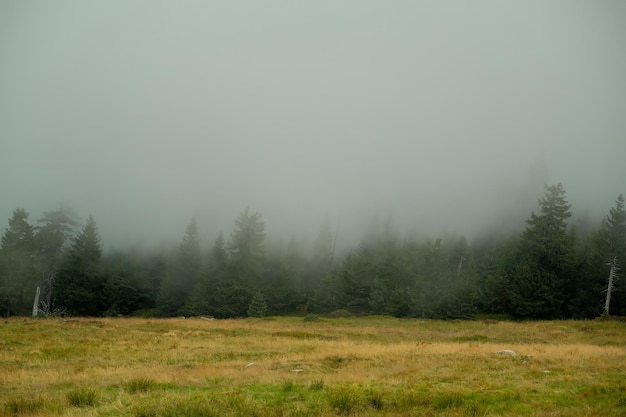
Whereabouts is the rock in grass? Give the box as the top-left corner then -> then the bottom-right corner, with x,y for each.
497,349 -> 517,356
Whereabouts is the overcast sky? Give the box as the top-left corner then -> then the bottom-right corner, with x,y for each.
1,1 -> 625,250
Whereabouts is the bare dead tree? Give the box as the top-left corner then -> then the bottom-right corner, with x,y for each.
32,286 -> 40,317
604,256 -> 618,316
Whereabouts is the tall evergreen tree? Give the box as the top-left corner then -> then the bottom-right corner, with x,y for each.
508,183 -> 575,318
409,238 -> 443,318
100,250 -> 156,316
305,218 -> 335,294
185,231 -> 229,317
179,218 -> 202,273
55,215 -> 103,316
211,231 -> 228,269
0,209 -> 37,316
442,236 -> 479,318
35,204 -> 80,314
474,234 -> 518,316
158,218 -> 203,316
228,208 -> 265,287
601,194 -> 626,260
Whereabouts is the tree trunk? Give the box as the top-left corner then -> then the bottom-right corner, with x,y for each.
604,257 -> 618,316
32,286 -> 40,317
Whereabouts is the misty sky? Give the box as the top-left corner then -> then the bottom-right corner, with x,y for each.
1,1 -> 626,250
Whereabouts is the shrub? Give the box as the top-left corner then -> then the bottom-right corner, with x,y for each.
132,308 -> 161,318
247,292 -> 268,318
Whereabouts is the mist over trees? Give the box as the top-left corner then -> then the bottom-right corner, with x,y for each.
1,184 -> 624,319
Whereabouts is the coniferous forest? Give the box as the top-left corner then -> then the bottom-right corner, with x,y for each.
1,184 -> 624,320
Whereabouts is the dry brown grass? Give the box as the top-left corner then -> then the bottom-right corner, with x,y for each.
1,316 -> 625,416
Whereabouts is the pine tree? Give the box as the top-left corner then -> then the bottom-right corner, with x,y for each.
410,238 -> 444,318
444,236 -> 479,318
508,183 -> 575,318
212,231 -> 228,269
228,208 -> 265,286
474,235 -> 518,316
180,218 -> 202,273
247,292 -> 268,317
307,218 -> 335,292
601,194 -> 626,260
100,251 -> 149,317
55,215 -> 103,316
0,209 -> 37,316
158,218 -> 203,316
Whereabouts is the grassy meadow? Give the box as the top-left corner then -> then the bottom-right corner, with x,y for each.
1,316 -> 625,416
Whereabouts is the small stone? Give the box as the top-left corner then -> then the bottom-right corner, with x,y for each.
497,349 -> 517,356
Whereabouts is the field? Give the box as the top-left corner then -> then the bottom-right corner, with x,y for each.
1,316 -> 625,416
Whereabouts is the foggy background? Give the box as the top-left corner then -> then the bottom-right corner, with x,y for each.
1,1 -> 625,250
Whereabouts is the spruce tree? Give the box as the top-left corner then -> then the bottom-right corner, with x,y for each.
601,194 -> 626,260
247,292 -> 268,317
158,218 -> 203,316
211,231 -> 228,269
0,209 -> 37,316
55,215 -> 103,316
228,208 -> 265,287
305,218 -> 335,294
508,183 -> 575,318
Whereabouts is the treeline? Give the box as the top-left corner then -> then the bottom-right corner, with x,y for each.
1,184 -> 624,319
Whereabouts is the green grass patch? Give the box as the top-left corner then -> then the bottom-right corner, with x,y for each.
450,333 -> 491,342
272,330 -> 336,340
326,385 -> 367,415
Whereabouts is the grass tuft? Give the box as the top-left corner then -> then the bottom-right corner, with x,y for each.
309,380 -> 325,391
133,395 -> 222,417
281,380 -> 297,393
365,386 -> 385,410
326,385 -> 366,415
3,396 -> 46,415
66,387 -> 97,407
126,377 -> 157,394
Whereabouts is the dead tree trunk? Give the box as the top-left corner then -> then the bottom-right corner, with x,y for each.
604,256 -> 618,316
32,286 -> 40,317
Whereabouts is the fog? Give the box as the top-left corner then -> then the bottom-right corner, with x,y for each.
1,1 -> 625,250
